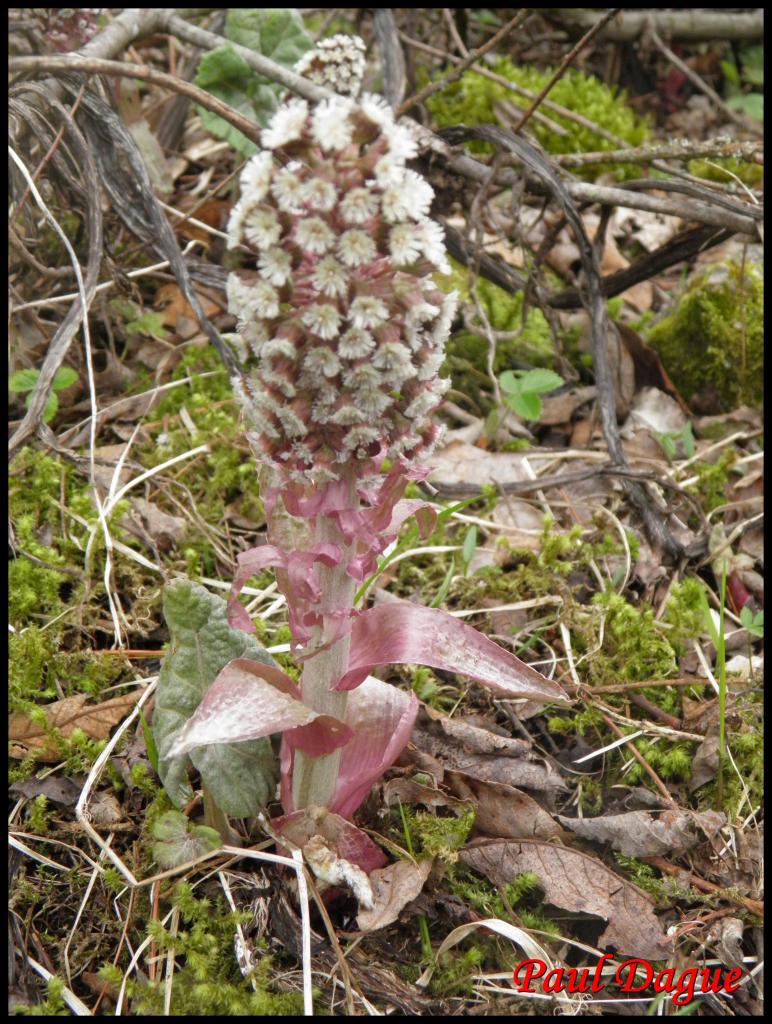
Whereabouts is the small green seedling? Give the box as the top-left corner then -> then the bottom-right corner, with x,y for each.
740,605 -> 764,638
721,44 -> 763,122
9,366 -> 77,423
656,422 -> 695,461
151,809 -> 222,869
499,368 -> 564,421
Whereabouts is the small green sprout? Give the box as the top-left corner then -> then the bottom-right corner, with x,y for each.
740,605 -> 764,638
9,366 -> 77,424
499,368 -> 564,421
656,422 -> 695,461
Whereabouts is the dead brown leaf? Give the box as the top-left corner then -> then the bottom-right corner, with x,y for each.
10,775 -> 82,806
122,497 -> 187,551
428,442 -> 551,496
411,724 -> 567,801
556,808 -> 725,858
421,706 -> 531,757
446,771 -> 562,841
9,690 -> 143,761
382,777 -> 471,815
461,839 -> 669,960
358,857 -> 434,932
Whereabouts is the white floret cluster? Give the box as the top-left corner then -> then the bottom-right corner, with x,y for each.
227,89 -> 458,484
293,34 -> 366,97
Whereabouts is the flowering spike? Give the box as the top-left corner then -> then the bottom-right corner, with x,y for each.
220,79 -> 567,821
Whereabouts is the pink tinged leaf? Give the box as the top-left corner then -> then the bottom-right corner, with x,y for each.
329,675 -> 421,819
334,603 -> 569,705
166,658 -> 351,759
272,807 -> 388,874
286,543 -> 342,601
227,544 -> 287,633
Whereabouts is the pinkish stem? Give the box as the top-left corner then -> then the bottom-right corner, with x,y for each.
292,472 -> 357,809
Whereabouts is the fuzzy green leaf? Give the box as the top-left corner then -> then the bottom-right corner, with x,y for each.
505,390 -> 542,420
194,8 -> 312,155
52,366 -> 78,390
151,809 -> 222,869
516,368 -> 564,395
498,370 -> 522,395
153,579 -> 279,817
25,390 -> 59,424
9,368 -> 40,393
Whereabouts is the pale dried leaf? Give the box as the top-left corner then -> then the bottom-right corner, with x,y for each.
382,777 -> 471,815
358,857 -> 434,932
447,772 -> 562,841
9,690 -> 143,761
303,834 -> 374,908
557,808 -> 707,857
461,839 -> 669,960
422,706 -> 531,757
428,441 -> 551,495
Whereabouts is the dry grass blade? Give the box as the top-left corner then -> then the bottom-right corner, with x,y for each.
8,86 -> 103,459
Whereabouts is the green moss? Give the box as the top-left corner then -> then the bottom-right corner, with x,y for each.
144,347 -> 262,521
645,261 -> 763,409
26,795 -> 53,834
434,259 -> 556,413
426,59 -> 649,180
624,737 -> 694,784
688,157 -> 763,188
582,592 -> 678,686
663,577 -> 708,656
408,806 -> 477,863
12,976 -> 69,1016
9,627 -> 131,712
104,880 -> 304,1015
547,706 -> 603,738
449,865 -> 560,937
687,450 -> 739,514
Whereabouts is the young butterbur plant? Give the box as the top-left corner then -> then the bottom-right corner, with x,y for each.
157,43 -> 567,865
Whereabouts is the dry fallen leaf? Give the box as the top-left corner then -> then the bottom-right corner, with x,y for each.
461,838 -> 669,960
9,690 -> 143,761
358,857 -> 434,932
10,775 -> 82,806
382,776 -> 471,815
123,497 -> 187,551
428,442 -> 551,496
556,808 -> 722,858
421,706 -> 532,757
446,771 -> 563,842
411,724 -> 567,801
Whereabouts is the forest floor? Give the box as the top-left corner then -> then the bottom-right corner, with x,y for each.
8,8 -> 763,1017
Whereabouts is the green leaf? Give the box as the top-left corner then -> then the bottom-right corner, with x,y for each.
151,810 -> 222,869
228,8 -> 311,67
26,390 -> 58,424
194,8 -> 312,156
430,559 -> 456,608
681,421 -> 695,459
195,47 -> 264,156
505,390 -> 542,420
52,366 -> 78,390
516,368 -> 564,395
9,368 -> 40,393
720,59 -> 740,88
740,605 -> 764,638
137,705 -> 160,775
153,579 -> 279,817
498,370 -> 522,395
461,525 -> 478,570
727,92 -> 763,122
656,432 -> 677,461
126,311 -> 168,340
